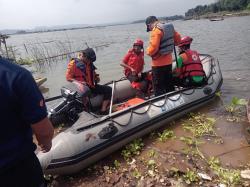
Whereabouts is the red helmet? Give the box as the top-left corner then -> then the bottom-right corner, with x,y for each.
133,39 -> 144,47
178,36 -> 193,47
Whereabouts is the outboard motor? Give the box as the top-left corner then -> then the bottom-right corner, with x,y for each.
48,84 -> 86,126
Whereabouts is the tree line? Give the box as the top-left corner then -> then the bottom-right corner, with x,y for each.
185,0 -> 250,17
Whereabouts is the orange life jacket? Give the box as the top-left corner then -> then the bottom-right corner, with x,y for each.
114,97 -> 145,111
67,58 -> 96,88
146,23 -> 181,67
179,50 -> 205,79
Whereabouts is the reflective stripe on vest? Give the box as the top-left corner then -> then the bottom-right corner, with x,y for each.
156,23 -> 175,55
180,50 -> 205,78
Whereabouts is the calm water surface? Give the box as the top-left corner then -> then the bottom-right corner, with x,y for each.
8,16 -> 250,167
8,16 -> 250,100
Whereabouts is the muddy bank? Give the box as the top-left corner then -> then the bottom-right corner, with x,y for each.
45,97 -> 250,187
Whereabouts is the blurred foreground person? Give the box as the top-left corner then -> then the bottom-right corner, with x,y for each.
0,57 -> 54,187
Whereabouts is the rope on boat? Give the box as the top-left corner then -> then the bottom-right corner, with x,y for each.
106,55 -> 219,127
76,54 -> 221,131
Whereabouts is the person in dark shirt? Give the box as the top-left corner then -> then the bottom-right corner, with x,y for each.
0,57 -> 54,187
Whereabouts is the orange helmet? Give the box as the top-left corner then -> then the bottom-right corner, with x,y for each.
178,36 -> 193,47
133,39 -> 144,47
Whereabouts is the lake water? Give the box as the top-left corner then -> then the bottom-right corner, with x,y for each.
7,16 -> 250,174
8,16 -> 250,101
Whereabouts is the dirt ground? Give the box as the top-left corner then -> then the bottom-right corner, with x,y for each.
44,100 -> 250,187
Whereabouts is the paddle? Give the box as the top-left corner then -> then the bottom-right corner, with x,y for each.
109,81 -> 116,115
173,45 -> 178,65
120,63 -> 136,73
45,95 -> 62,102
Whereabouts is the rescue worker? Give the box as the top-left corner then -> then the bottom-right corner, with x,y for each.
145,16 -> 181,96
120,39 -> 149,97
66,48 -> 112,114
0,57 -> 54,187
174,36 -> 207,87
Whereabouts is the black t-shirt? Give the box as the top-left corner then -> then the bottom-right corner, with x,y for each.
0,58 -> 47,169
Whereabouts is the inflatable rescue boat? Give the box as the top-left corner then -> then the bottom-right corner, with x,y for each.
38,54 -> 223,175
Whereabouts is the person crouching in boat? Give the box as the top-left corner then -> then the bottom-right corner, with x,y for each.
174,36 -> 207,87
120,39 -> 151,98
66,48 -> 112,114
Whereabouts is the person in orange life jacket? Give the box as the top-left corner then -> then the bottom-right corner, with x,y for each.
66,48 -> 112,114
174,36 -> 207,87
145,16 -> 181,96
0,57 -> 54,187
120,39 -> 149,95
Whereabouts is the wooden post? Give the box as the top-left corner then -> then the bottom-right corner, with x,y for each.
247,99 -> 250,123
3,38 -> 9,59
0,34 -> 10,59
24,44 -> 29,54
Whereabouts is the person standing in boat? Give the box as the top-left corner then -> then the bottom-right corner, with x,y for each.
121,39 -> 151,97
145,16 -> 181,96
66,48 -> 112,114
174,36 -> 207,87
0,57 -> 54,187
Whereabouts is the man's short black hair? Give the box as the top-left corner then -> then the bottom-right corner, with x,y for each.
82,48 -> 96,62
145,16 -> 158,32
145,16 -> 158,25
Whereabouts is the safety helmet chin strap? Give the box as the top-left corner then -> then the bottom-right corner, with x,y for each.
180,45 -> 190,51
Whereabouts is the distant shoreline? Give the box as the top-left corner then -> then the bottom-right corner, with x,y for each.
1,23 -> 130,36
186,10 -> 250,20
2,10 -> 250,35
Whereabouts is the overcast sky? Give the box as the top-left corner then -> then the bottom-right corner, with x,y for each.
0,0 -> 215,30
